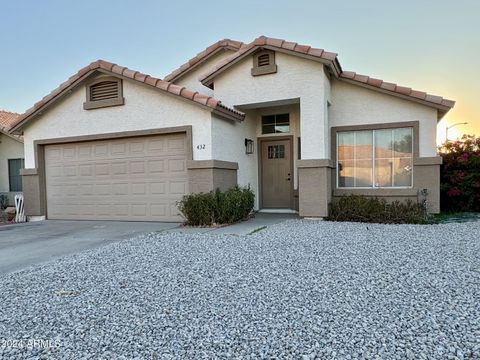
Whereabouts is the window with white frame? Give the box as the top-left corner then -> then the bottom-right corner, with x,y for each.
337,127 -> 413,188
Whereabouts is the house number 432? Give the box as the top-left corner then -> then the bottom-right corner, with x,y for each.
196,144 -> 206,150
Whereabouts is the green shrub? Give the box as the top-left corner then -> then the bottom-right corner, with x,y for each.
176,192 -> 216,226
177,186 -> 255,226
326,195 -> 429,224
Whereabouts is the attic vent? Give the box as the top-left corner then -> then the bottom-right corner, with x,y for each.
251,50 -> 277,76
258,53 -> 270,67
90,81 -> 119,101
83,77 -> 124,110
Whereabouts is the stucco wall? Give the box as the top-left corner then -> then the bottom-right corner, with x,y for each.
329,80 -> 439,157
212,52 -> 329,160
174,49 -> 237,96
211,113 -> 258,208
0,133 -> 24,205
22,76 -> 214,168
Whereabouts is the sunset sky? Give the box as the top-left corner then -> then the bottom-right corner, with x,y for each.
0,0 -> 478,143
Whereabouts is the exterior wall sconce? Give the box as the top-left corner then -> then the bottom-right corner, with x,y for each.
245,138 -> 254,154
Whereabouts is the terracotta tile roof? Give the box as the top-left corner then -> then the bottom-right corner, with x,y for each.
11,60 -> 245,132
340,71 -> 455,110
197,35 -> 454,114
0,111 -> 23,141
164,39 -> 244,82
200,35 -> 342,85
0,110 -> 20,131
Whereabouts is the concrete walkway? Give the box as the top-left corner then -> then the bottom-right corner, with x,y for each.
166,212 -> 299,236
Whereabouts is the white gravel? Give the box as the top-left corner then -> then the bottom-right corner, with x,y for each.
0,220 -> 479,359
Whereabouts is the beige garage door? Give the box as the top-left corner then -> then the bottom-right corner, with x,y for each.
45,133 -> 188,222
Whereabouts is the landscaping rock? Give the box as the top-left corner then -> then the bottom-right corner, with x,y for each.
0,220 -> 478,358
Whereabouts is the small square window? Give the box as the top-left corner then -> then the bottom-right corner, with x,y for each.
262,114 -> 290,134
267,145 -> 285,159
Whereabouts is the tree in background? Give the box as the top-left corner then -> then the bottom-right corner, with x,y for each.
438,135 -> 480,212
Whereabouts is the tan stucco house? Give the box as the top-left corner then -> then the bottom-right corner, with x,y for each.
9,36 -> 454,222
0,111 -> 24,206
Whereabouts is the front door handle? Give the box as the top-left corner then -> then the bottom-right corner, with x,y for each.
286,173 -> 291,181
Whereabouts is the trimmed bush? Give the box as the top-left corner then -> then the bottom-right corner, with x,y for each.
326,195 -> 429,224
176,192 -> 216,226
177,186 -> 255,226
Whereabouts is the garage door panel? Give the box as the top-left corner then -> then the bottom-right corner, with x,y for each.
151,204 -> 167,217
169,181 -> 187,194
150,182 -> 166,194
79,164 -> 94,176
147,139 -> 165,152
62,147 -> 76,159
168,158 -> 186,172
147,159 -> 165,173
45,133 -> 188,221
129,161 -> 145,174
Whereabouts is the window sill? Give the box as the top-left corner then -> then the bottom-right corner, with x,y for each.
83,97 -> 124,110
334,188 -> 417,197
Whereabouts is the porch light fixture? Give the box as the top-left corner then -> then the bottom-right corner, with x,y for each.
245,138 -> 254,154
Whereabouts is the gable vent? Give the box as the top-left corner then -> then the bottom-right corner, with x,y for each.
90,81 -> 119,101
258,54 -> 270,67
84,77 -> 124,110
251,50 -> 277,76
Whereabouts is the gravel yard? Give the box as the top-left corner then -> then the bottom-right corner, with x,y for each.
0,220 -> 479,359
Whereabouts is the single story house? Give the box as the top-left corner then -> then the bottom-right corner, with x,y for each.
0,111 -> 24,206
10,36 -> 454,222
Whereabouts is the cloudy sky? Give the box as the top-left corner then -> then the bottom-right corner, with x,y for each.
0,0 -> 478,142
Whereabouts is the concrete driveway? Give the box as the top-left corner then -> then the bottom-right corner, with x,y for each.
0,220 -> 179,275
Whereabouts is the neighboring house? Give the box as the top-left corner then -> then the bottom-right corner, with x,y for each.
0,111 -> 24,206
10,36 -> 454,222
